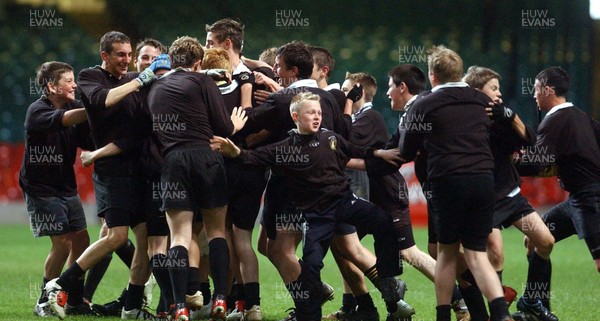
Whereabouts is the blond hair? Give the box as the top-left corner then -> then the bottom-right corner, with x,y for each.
427,45 -> 463,83
290,92 -> 320,116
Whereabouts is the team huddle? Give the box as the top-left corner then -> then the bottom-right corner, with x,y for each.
19,17 -> 600,321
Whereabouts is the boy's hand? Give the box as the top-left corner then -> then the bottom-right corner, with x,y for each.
374,148 -> 405,166
230,107 -> 248,135
254,89 -> 271,104
80,151 -> 95,167
210,136 -> 241,158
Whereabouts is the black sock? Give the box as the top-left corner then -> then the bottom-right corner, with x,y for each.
436,304 -> 451,321
168,246 -> 189,304
67,277 -> 85,306
341,293 -> 357,312
208,238 -> 229,297
39,277 -> 50,304
228,282 -> 240,307
460,269 -> 476,285
497,269 -> 503,283
355,293 -> 376,312
187,267 -> 202,296
115,239 -> 135,268
488,297 -> 509,321
451,285 -> 462,304
244,282 -> 260,308
524,252 -> 551,308
151,254 -> 173,307
157,293 -> 166,314
460,285 -> 489,321
124,283 -> 144,311
118,288 -> 128,303
363,265 -> 380,288
83,254 -> 112,301
200,281 -> 211,305
57,262 -> 85,292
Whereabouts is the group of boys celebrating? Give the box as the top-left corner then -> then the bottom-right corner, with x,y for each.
20,17 -> 600,321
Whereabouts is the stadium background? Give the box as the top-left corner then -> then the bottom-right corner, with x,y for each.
1,0 -> 598,224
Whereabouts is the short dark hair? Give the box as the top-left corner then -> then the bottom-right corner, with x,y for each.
135,38 -> 166,57
169,36 -> 204,68
536,66 -> 569,97
100,31 -> 130,54
205,18 -> 245,53
388,64 -> 426,95
277,41 -> 313,79
35,61 -> 74,96
308,46 -> 335,77
462,66 -> 501,90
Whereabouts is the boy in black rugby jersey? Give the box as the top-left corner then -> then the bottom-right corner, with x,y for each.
241,41 -> 344,316
148,36 -> 246,321
348,64 -> 474,321
308,46 -> 347,113
463,66 -> 557,321
330,71 -> 415,321
45,31 -> 159,320
20,61 -> 92,317
211,92 -> 403,321
390,46 -> 511,321
202,47 -> 266,321
518,66 -> 600,319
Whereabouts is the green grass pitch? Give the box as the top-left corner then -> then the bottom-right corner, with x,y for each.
0,224 -> 598,320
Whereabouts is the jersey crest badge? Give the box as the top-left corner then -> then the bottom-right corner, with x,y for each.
328,136 -> 337,151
